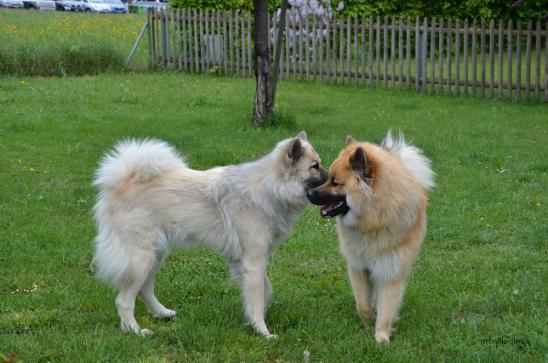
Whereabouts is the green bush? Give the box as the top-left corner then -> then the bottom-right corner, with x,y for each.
171,0 -> 547,21
340,0 -> 547,22
170,0 -> 279,12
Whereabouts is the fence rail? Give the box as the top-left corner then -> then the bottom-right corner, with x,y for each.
148,9 -> 548,101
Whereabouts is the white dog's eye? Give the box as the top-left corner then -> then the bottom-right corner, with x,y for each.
310,161 -> 319,170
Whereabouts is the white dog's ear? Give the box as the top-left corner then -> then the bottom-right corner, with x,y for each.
288,138 -> 304,164
346,135 -> 355,145
297,130 -> 308,141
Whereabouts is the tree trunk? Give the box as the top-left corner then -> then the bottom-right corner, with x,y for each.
252,0 -> 273,125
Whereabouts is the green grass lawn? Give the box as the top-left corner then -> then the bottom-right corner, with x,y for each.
0,9 -> 147,75
0,73 -> 546,362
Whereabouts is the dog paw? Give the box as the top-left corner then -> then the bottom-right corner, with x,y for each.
121,322 -> 154,336
265,333 -> 278,340
358,309 -> 375,327
138,328 -> 154,336
153,308 -> 176,319
374,330 -> 391,343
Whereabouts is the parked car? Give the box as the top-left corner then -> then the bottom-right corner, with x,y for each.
129,0 -> 167,13
81,0 -> 126,13
55,0 -> 83,11
22,0 -> 56,10
105,0 -> 127,13
0,0 -> 24,8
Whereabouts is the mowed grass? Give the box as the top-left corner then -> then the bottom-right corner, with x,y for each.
0,9 -> 147,75
0,73 -> 546,362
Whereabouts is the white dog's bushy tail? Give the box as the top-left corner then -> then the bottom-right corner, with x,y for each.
381,130 -> 435,191
92,139 -> 186,288
93,139 -> 187,191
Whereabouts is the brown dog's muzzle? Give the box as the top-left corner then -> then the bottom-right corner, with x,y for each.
306,186 -> 349,218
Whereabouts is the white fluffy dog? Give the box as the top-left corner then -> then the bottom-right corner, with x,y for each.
92,132 -> 327,338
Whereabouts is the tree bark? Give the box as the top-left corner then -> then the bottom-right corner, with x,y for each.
252,0 -> 274,125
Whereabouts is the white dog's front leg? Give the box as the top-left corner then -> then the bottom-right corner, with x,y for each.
241,257 -> 277,339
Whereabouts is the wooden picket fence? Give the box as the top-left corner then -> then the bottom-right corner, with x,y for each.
147,8 -> 548,101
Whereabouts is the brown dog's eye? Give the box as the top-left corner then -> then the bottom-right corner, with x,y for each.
331,178 -> 341,187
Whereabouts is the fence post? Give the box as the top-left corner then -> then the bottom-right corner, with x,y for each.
446,19 -> 452,95
463,19 -> 469,96
544,23 -> 548,102
507,20 -> 513,99
147,8 -> 153,69
455,19 -> 460,96
161,10 -> 169,66
416,19 -> 425,92
489,20 -> 495,98
430,18 -> 436,94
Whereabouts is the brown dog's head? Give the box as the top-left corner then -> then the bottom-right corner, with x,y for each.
306,136 -> 374,218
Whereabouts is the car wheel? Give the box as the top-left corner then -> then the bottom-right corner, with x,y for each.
84,7 -> 90,12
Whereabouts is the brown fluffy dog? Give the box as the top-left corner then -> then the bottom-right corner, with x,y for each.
307,131 -> 434,342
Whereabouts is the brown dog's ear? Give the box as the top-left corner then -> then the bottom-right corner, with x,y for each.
350,147 -> 372,181
346,135 -> 355,145
297,130 -> 308,141
288,138 -> 304,164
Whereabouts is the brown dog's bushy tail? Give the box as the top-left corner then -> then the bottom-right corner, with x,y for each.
381,130 -> 435,191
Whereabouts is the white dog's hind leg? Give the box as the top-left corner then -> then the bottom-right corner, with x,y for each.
241,257 -> 277,339
116,252 -> 156,336
264,275 -> 273,314
139,253 -> 176,319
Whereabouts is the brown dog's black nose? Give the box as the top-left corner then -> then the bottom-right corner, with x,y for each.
306,189 -> 317,201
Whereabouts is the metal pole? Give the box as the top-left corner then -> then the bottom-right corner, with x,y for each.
127,20 -> 150,66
